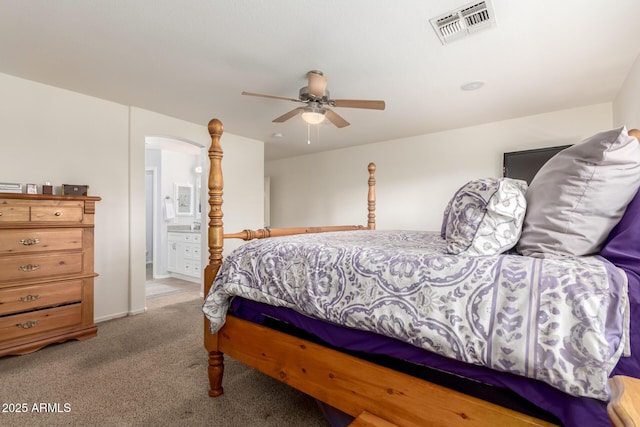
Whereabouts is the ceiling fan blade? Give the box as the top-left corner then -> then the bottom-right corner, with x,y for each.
273,107 -> 304,123
242,91 -> 301,103
325,109 -> 350,128
332,99 -> 386,110
307,71 -> 327,98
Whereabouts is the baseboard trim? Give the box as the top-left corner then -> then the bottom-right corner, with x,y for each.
95,311 -> 132,323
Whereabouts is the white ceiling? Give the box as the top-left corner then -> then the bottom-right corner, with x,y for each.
1,1 -> 639,161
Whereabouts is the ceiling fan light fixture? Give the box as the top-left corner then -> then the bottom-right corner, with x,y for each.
242,70 -> 384,129
301,108 -> 326,124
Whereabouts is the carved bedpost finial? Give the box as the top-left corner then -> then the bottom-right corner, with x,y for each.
368,162 -> 376,230
208,118 -> 223,136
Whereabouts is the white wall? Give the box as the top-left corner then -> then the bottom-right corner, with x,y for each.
614,53 -> 640,128
217,133 -> 266,255
0,73 -> 264,321
0,73 -> 131,322
266,103 -> 612,231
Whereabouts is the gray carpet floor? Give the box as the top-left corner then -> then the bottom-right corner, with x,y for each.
0,297 -> 329,427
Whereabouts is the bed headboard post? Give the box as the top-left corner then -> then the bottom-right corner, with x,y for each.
368,162 -> 376,230
204,119 -> 224,297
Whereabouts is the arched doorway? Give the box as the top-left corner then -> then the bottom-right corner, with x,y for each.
144,136 -> 205,307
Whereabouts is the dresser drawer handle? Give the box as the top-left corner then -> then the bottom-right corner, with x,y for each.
54,211 -> 62,217
19,264 -> 40,272
19,238 -> 40,246
19,294 -> 40,302
0,211 -> 3,216
17,320 -> 40,329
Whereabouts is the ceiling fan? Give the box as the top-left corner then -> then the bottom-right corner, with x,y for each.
241,70 -> 385,128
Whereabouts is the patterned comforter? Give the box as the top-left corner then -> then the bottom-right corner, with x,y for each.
202,230 -> 630,400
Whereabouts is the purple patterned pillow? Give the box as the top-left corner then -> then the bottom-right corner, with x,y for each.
444,177 -> 527,256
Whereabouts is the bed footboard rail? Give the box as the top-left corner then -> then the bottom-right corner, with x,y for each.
223,162 -> 377,241
225,224 -> 367,241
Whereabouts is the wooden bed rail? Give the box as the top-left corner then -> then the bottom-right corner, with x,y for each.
225,225 -> 368,241
608,376 -> 640,427
223,162 -> 376,241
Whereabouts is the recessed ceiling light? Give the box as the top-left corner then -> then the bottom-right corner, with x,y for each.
461,81 -> 485,91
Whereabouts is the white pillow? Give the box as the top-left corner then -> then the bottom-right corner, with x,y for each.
517,126 -> 640,258
444,177 -> 527,256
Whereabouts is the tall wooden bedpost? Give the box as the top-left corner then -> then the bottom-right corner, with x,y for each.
204,118 -> 224,397
205,118 -> 224,292
368,162 -> 376,230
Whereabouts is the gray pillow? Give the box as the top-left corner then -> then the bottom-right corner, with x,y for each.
517,126 -> 640,258
444,177 -> 527,256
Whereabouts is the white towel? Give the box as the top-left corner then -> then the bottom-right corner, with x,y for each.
164,199 -> 175,220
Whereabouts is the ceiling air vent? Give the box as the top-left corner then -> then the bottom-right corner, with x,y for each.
430,1 -> 496,45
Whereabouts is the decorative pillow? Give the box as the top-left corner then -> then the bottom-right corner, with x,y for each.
517,126 -> 640,258
444,177 -> 527,256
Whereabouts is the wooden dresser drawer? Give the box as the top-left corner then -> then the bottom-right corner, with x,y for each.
0,253 -> 84,283
31,204 -> 83,223
0,205 -> 29,222
0,304 -> 82,343
0,199 -> 84,223
0,229 -> 84,255
0,280 -> 83,316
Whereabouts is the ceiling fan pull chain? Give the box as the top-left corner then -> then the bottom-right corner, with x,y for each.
307,123 -> 311,144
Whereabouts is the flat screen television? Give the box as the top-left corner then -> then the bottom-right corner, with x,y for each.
503,145 -> 572,184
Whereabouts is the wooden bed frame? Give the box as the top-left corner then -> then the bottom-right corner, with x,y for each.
203,118 -> 640,427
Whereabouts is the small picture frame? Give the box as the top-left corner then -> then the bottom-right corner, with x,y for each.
174,183 -> 194,216
26,184 -> 37,194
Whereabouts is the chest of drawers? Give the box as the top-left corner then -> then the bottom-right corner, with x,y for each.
0,194 -> 100,356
